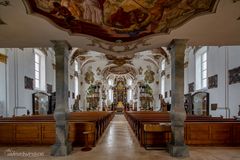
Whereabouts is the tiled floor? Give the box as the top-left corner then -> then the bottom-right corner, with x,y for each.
0,115 -> 240,160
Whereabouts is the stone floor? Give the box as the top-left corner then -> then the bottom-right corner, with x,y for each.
0,115 -> 240,160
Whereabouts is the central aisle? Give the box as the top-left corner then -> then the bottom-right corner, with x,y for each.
77,114 -> 170,160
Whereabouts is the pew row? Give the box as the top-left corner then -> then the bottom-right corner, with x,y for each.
124,111 -> 240,147
0,111 -> 114,146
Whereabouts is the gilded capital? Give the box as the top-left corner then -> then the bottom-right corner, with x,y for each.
0,53 -> 7,64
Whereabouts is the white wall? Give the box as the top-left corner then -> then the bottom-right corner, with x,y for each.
0,48 -> 56,117
228,46 -> 240,117
183,46 -> 240,118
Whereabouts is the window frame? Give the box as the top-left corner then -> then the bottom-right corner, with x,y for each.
161,59 -> 166,96
34,49 -> 46,91
74,60 -> 79,96
34,52 -> 41,89
195,47 -> 208,91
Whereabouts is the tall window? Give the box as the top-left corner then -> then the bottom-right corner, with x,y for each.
108,79 -> 114,102
127,89 -> 132,102
74,60 -> 79,96
161,59 -> 166,71
127,79 -> 133,102
196,47 -> 207,90
108,89 -> 113,102
161,59 -> 166,96
161,77 -> 165,96
108,79 -> 113,86
34,53 -> 40,89
34,49 -> 46,90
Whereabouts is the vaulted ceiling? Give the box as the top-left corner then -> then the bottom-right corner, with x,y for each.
0,0 -> 240,54
70,49 -> 165,79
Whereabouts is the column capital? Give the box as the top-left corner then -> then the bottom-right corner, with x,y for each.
51,40 -> 72,51
167,39 -> 188,51
0,53 -> 7,64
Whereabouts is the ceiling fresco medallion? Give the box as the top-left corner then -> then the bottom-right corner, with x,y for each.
24,0 -> 219,42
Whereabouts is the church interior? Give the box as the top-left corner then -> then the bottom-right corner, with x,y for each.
0,0 -> 240,159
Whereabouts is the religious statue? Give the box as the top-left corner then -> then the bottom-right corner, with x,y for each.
117,81 -> 124,90
160,94 -> 167,112
144,65 -> 155,83
85,66 -> 95,84
73,99 -> 79,112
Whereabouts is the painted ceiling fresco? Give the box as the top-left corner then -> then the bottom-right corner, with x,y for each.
25,0 -> 218,42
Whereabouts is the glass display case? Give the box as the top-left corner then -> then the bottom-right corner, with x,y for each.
192,92 -> 209,116
32,92 -> 51,115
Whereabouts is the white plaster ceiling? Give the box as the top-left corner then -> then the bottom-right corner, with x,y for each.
0,0 -> 240,54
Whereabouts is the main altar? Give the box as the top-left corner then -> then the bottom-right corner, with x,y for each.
113,80 -> 128,112
116,101 -> 124,112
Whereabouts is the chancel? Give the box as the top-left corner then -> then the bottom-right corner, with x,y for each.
0,0 -> 240,159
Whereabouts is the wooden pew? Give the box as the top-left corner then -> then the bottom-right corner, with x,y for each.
0,111 -> 115,146
124,111 -> 240,147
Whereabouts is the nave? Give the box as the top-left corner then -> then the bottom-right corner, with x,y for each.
0,115 -> 240,160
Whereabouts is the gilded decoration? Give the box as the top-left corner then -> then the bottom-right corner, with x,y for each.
24,0 -> 219,42
105,54 -> 134,66
85,66 -> 95,84
144,65 -> 155,83
0,53 -> 7,64
102,65 -> 137,78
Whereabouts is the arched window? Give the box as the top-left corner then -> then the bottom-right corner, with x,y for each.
195,47 -> 208,90
34,49 -> 46,91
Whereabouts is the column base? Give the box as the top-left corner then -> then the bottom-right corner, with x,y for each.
51,142 -> 72,156
167,143 -> 189,157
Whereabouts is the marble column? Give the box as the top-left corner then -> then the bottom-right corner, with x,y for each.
167,39 -> 189,157
51,41 -> 72,156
